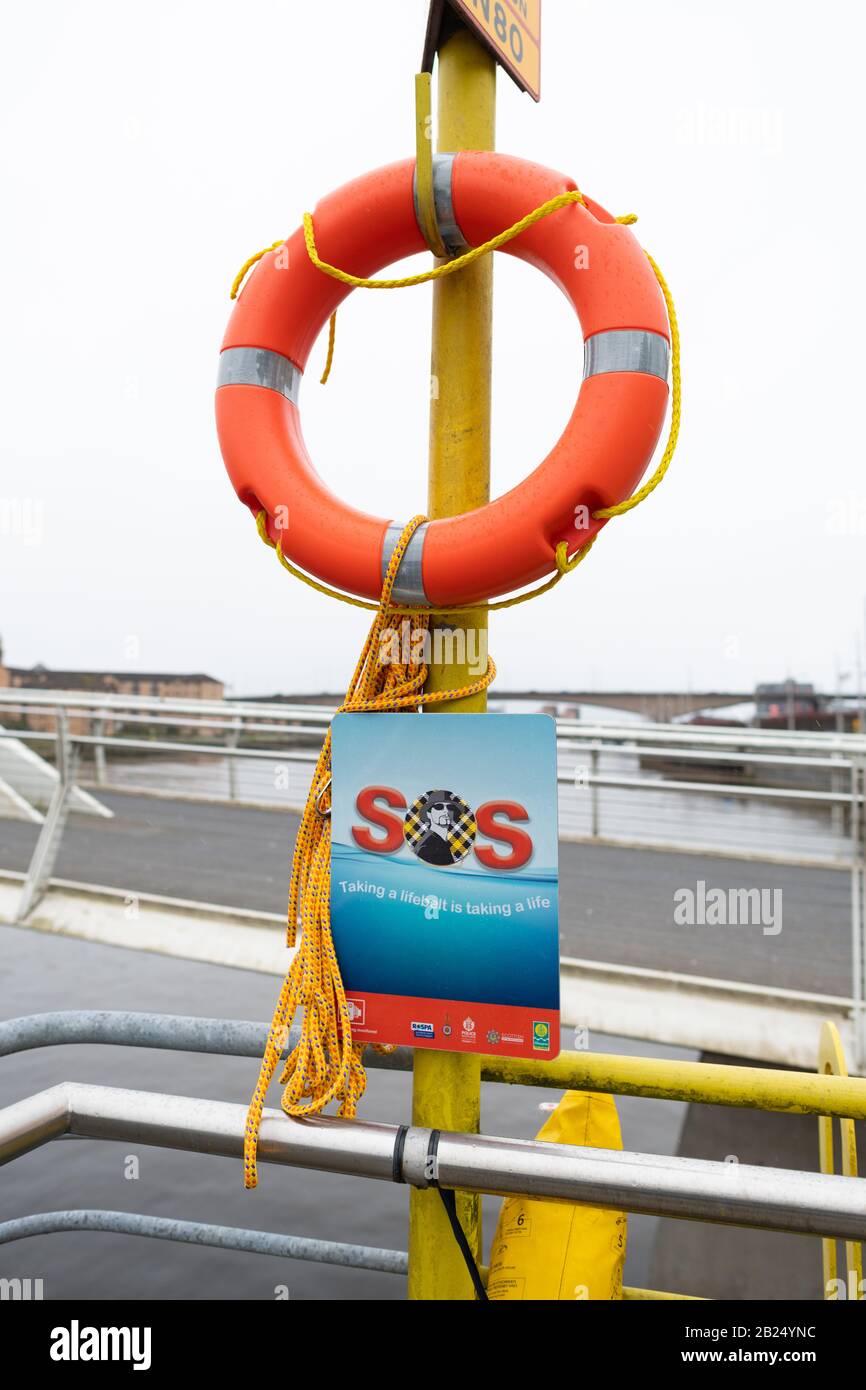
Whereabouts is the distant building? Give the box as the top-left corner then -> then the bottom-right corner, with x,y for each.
680,680 -> 861,734
0,642 -> 223,733
755,681 -> 821,725
3,665 -> 223,702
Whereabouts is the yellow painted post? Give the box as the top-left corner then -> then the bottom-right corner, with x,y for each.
407,24 -> 496,1301
818,1021 -> 862,1299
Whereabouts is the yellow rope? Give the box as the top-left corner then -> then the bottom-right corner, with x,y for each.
230,194 -> 635,382
256,508 -> 596,615
243,516 -> 496,1189
301,190 -> 636,292
593,252 -> 680,519
319,312 -> 338,384
230,240 -> 284,301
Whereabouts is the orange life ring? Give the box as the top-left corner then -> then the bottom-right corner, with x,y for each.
216,153 -> 670,607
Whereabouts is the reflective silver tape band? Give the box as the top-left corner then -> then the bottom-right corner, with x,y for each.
583,330 -> 670,383
381,522 -> 430,606
413,153 -> 470,257
217,347 -> 302,405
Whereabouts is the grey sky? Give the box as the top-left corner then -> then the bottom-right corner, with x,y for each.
2,0 -> 864,696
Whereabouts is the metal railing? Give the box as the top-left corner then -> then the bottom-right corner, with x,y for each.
0,1011 -> 864,1299
2,687 -> 864,861
2,687 -> 865,1067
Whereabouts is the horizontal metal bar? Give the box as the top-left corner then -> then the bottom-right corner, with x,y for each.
75,783 -> 311,816
69,736 -> 320,761
1,711 -> 326,737
3,1013 -> 866,1118
2,1082 -> 865,1239
0,729 -> 54,744
558,832 -> 855,872
482,1050 -> 866,1117
0,1011 -> 273,1059
557,719 -> 866,757
558,770 -> 854,805
6,723 -> 854,775
0,1209 -> 407,1275
559,739 -> 854,772
3,688 -> 865,756
0,1209 -> 690,1298
3,732 -> 855,804
423,1131 -> 866,1237
6,729 -> 854,792
0,689 -> 337,722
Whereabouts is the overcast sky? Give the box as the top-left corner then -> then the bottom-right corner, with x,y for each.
2,0 -> 865,696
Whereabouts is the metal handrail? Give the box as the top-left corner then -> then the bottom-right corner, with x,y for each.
2,1081 -> 865,1239
558,719 -> 866,756
3,1011 -> 865,1118
0,689 -> 338,722
2,685 -> 865,755
560,740 -> 854,771
559,769 -> 855,805
3,691 -> 864,1067
0,1209 -> 703,1299
0,1209 -> 407,1275
2,724 -> 854,802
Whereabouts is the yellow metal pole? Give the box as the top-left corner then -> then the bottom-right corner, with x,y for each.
818,1022 -> 862,1299
408,23 -> 496,1302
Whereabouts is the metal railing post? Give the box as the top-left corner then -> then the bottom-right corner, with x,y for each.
226,717 -> 242,800
92,707 -> 108,785
16,708 -> 77,922
591,742 -> 600,838
830,753 -> 844,838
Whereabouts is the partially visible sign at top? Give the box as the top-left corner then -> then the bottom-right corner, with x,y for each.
449,0 -> 541,102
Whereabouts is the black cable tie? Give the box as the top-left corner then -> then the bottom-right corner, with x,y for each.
426,1128 -> 441,1187
392,1124 -> 409,1184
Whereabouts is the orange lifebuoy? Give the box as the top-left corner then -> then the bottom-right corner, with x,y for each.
216,153 -> 670,607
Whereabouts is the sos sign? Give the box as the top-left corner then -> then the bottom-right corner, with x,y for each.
353,785 -> 534,871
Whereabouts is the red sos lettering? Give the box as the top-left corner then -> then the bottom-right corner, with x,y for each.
352,786 -> 406,854
351,788 -> 533,870
473,801 -> 532,871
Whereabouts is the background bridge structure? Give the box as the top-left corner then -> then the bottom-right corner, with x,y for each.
496,689 -> 755,720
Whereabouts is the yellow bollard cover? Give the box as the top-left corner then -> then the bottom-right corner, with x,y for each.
487,1092 -> 627,1300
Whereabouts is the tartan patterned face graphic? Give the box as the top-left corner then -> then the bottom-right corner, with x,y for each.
403,789 -> 477,867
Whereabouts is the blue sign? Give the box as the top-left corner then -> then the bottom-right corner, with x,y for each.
330,713 -> 560,1058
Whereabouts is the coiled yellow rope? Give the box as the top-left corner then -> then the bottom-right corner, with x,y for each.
243,516 -> 496,1189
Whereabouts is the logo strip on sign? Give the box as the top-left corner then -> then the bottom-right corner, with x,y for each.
424,0 -> 542,103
